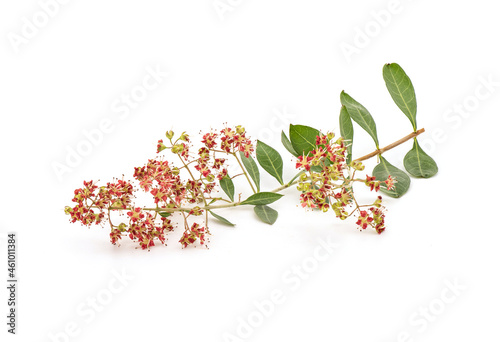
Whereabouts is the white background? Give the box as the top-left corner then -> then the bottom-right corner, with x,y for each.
1,1 -> 499,341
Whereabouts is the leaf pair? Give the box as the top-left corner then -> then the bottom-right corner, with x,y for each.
383,63 -> 438,179
340,63 -> 438,198
237,139 -> 285,189
242,192 -> 281,224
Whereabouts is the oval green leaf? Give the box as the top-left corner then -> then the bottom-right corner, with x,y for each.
403,139 -> 438,178
372,156 -> 411,198
289,124 -> 320,156
208,210 -> 235,226
159,211 -> 172,218
281,131 -> 299,157
256,140 -> 284,185
383,63 -> 417,131
340,91 -> 379,148
240,192 -> 283,206
339,105 -> 354,164
219,175 -> 235,202
238,151 -> 260,192
254,205 -> 278,225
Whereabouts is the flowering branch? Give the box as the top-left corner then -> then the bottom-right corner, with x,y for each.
65,62 -> 438,250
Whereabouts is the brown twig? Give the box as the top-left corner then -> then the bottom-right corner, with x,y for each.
354,128 -> 425,162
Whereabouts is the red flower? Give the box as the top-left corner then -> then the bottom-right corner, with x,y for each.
365,175 -> 380,192
384,175 -> 396,191
127,207 -> 145,222
355,210 -> 374,230
296,155 -> 313,171
202,133 -> 218,148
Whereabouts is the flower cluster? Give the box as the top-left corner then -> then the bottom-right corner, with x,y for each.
355,206 -> 386,234
133,159 -> 186,204
294,132 -> 394,234
295,133 -> 349,213
66,180 -> 134,226
124,208 -> 173,250
66,126 -> 257,250
365,175 -> 396,192
202,125 -> 254,157
179,223 -> 206,248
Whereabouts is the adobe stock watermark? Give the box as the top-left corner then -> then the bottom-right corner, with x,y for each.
420,74 -> 499,154
6,0 -> 71,54
221,235 -> 339,341
213,0 -> 245,21
257,106 -> 296,146
47,267 -> 133,342
386,277 -> 466,342
51,64 -> 169,182
339,0 -> 414,64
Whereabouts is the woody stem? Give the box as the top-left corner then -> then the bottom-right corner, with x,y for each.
354,128 -> 424,162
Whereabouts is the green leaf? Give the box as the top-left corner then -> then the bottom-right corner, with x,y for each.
403,139 -> 438,178
339,105 -> 354,164
289,124 -> 320,156
254,205 -> 278,225
208,210 -> 235,226
340,91 -> 379,148
256,140 -> 284,185
372,156 -> 411,198
159,211 -> 172,218
238,151 -> 260,192
219,175 -> 235,202
240,192 -> 283,205
281,131 -> 299,157
383,63 -> 417,130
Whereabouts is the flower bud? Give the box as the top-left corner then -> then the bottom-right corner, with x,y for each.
297,183 -> 311,192
190,206 -> 203,216
350,160 -> 365,171
118,223 -> 127,232
157,140 -> 167,153
166,130 -> 174,139
171,144 -> 184,154
236,125 -> 245,134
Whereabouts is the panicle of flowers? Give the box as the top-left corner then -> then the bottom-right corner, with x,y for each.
294,132 -> 392,234
67,125 -> 256,250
